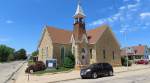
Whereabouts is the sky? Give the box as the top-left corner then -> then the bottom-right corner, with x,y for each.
0,0 -> 150,54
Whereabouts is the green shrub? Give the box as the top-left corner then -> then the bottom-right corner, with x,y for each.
121,57 -> 132,66
63,50 -> 75,68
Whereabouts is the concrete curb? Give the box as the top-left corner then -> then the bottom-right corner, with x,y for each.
33,69 -> 74,76
4,61 -> 26,83
114,66 -> 150,73
48,66 -> 150,83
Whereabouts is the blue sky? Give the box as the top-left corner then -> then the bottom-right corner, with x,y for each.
0,0 -> 150,53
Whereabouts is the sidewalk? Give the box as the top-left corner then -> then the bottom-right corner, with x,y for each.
15,64 -> 150,83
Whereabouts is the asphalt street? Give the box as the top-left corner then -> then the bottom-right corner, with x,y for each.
0,61 -> 25,83
60,67 -> 150,83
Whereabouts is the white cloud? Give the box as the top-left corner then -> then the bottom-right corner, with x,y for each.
6,20 -> 14,24
119,6 -> 125,10
88,12 -> 122,27
88,19 -> 105,27
120,27 -> 138,33
0,38 -> 9,42
140,12 -> 150,18
127,4 -> 138,9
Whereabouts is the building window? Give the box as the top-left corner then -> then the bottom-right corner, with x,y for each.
82,48 -> 85,53
134,50 -> 137,54
103,49 -> 106,59
90,49 -> 92,59
113,51 -> 115,60
82,55 -> 85,59
61,47 -> 65,64
72,47 -> 75,55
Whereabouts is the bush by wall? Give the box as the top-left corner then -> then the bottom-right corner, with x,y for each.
63,50 -> 75,68
121,57 -> 132,66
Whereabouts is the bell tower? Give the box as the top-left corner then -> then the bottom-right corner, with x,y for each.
72,0 -> 89,69
73,0 -> 86,42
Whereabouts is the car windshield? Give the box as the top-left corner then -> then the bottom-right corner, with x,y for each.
88,64 -> 97,68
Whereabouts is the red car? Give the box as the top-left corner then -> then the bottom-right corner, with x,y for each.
136,60 -> 149,64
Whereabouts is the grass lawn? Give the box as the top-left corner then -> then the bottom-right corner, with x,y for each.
33,67 -> 73,75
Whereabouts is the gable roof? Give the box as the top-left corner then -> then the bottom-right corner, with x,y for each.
46,26 -> 72,44
121,45 -> 145,56
39,25 -> 118,45
87,25 -> 108,44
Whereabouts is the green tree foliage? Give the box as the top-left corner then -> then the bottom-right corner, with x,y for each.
63,50 -> 75,68
29,50 -> 39,60
0,45 -> 15,62
32,50 -> 38,57
15,49 -> 27,60
121,57 -> 132,66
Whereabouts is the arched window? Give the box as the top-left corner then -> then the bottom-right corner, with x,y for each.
113,51 -> 115,60
103,49 -> 106,59
90,49 -> 92,59
82,48 -> 85,53
61,47 -> 65,64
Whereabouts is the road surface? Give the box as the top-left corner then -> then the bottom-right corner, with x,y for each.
0,61 -> 25,83
60,68 -> 150,83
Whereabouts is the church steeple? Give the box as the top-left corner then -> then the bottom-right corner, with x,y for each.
74,0 -> 86,19
74,0 -> 86,24
73,0 -> 87,42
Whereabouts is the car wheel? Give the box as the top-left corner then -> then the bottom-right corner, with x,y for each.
108,70 -> 113,76
81,76 -> 86,79
30,69 -> 34,73
92,72 -> 98,79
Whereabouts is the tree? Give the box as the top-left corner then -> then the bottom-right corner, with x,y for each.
0,45 -> 15,62
15,49 -> 27,60
121,57 -> 132,66
29,50 -> 39,60
32,50 -> 38,57
63,50 -> 75,68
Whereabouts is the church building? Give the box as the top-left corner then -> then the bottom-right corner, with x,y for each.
38,1 -> 121,68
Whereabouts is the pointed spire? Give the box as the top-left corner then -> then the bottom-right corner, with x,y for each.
74,0 -> 86,18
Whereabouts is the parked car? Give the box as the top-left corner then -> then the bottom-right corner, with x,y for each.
136,60 -> 149,64
25,61 -> 46,73
80,63 -> 113,79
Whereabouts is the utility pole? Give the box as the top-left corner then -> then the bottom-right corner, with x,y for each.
124,30 -> 129,70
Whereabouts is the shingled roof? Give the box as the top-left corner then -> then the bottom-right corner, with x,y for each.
46,26 -> 72,44
87,25 -> 108,44
38,25 -> 110,46
121,45 -> 145,56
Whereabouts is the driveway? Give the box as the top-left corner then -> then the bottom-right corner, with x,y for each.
0,61 -> 25,83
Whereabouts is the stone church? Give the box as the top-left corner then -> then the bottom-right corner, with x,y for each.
38,2 -> 121,68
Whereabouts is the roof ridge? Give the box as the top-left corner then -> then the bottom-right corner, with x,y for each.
46,25 -> 72,32
87,24 -> 109,31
